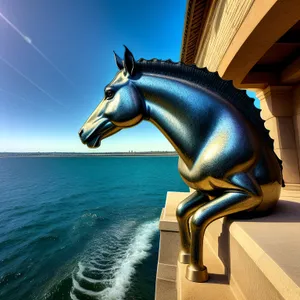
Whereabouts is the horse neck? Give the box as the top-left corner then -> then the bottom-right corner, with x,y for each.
135,74 -> 214,168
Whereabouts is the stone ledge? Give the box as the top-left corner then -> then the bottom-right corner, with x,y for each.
206,187 -> 300,300
156,187 -> 300,300
159,191 -> 193,232
231,198 -> 300,299
159,219 -> 179,232
163,191 -> 194,219
155,192 -> 191,300
159,208 -> 179,232
177,238 -> 236,300
156,184 -> 300,300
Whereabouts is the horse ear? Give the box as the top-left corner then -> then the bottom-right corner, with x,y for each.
113,51 -> 123,70
123,45 -> 135,76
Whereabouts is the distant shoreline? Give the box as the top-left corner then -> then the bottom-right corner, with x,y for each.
0,152 -> 178,158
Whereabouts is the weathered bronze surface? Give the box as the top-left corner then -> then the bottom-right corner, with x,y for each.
79,46 -> 284,283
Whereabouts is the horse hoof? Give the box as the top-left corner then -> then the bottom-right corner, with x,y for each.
178,251 -> 190,264
186,265 -> 209,282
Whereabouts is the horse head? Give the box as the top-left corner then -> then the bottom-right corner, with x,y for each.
79,46 -> 145,148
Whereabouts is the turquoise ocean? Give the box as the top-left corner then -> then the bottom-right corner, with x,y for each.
0,156 -> 187,300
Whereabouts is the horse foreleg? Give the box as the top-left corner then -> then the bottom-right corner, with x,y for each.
186,189 -> 262,282
176,191 -> 209,264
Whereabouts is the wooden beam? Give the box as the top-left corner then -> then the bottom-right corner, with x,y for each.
281,56 -> 300,84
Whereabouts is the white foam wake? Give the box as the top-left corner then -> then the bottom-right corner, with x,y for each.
98,220 -> 158,300
70,219 -> 159,300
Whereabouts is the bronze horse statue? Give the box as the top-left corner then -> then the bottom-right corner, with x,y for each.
79,46 -> 284,283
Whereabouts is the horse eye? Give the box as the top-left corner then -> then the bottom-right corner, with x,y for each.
105,90 -> 114,99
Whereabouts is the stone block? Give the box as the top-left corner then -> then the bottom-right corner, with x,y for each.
265,117 -> 296,149
158,230 -> 180,266
274,148 -> 300,184
155,278 -> 177,300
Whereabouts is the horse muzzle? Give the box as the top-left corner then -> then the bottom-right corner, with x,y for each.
79,118 -> 114,148
78,129 -> 100,148
86,135 -> 101,148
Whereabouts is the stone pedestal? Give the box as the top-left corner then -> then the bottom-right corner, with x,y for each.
155,187 -> 300,300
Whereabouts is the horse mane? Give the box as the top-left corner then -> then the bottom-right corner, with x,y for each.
135,58 -> 284,186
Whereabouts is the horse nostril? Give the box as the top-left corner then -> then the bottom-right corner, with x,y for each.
79,128 -> 84,138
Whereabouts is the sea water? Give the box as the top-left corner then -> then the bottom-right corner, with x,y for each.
0,156 -> 188,300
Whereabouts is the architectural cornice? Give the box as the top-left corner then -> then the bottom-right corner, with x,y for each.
180,0 -> 212,64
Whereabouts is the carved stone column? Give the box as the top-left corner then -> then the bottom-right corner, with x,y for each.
256,86 -> 300,184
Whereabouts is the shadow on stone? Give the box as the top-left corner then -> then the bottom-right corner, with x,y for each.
235,200 -> 300,223
205,273 -> 229,285
212,199 -> 300,287
216,218 -> 233,285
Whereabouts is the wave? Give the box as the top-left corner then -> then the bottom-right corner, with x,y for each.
0,204 -> 42,219
70,219 -> 158,300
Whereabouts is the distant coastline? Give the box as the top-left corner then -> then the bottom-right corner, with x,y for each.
0,151 -> 178,158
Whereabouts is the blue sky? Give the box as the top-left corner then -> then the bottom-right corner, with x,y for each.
0,0 -> 260,152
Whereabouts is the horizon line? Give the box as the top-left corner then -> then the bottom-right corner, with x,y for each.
0,151 -> 177,153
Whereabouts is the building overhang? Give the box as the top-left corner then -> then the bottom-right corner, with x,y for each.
180,0 -> 213,65
181,0 -> 300,90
